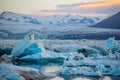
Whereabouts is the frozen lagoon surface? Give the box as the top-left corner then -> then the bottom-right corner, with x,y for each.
0,39 -> 120,80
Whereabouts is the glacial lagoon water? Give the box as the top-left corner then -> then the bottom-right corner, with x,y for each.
16,62 -> 120,80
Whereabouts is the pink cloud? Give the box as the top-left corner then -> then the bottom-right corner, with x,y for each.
32,0 -> 120,17
33,11 -> 55,16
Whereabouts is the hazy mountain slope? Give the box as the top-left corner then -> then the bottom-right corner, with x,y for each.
0,11 -> 103,25
0,12 -> 42,24
93,12 -> 120,29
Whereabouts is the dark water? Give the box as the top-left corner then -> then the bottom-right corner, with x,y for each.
16,62 -> 120,80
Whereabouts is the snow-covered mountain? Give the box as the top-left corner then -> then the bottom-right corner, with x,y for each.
0,11 -> 103,25
0,12 -> 42,24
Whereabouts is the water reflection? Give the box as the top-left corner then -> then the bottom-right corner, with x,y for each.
103,76 -> 111,80
43,65 -> 62,73
74,77 -> 91,80
61,76 -> 99,80
50,77 -> 64,80
60,76 -> 120,80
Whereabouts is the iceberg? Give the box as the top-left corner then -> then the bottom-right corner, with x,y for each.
11,32 -> 71,61
77,46 -> 99,57
105,37 -> 119,52
11,32 -> 46,58
90,46 -> 109,56
73,52 -> 85,60
96,64 -> 106,73
114,51 -> 120,59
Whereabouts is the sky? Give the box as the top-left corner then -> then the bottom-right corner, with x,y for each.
0,0 -> 120,17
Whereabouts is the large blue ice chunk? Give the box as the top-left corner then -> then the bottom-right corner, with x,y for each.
105,37 -> 119,52
11,32 -> 45,58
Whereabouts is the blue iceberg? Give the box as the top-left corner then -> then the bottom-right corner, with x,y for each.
11,33 -> 70,62
105,37 -> 119,52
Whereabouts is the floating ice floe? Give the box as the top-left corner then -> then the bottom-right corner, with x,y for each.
55,52 -> 120,76
11,33 -> 71,60
0,63 -> 50,80
55,37 -> 120,76
89,46 -> 109,56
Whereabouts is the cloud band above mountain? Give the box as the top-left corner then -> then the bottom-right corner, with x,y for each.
32,0 -> 120,17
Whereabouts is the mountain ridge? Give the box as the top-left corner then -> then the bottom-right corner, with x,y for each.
93,12 -> 120,29
0,11 -> 103,25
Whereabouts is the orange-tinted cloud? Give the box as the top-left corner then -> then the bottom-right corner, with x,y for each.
75,0 -> 120,9
32,0 -> 120,17
33,11 -> 55,16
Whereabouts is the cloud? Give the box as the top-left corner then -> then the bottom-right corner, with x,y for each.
32,0 -> 120,17
33,10 -> 55,16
